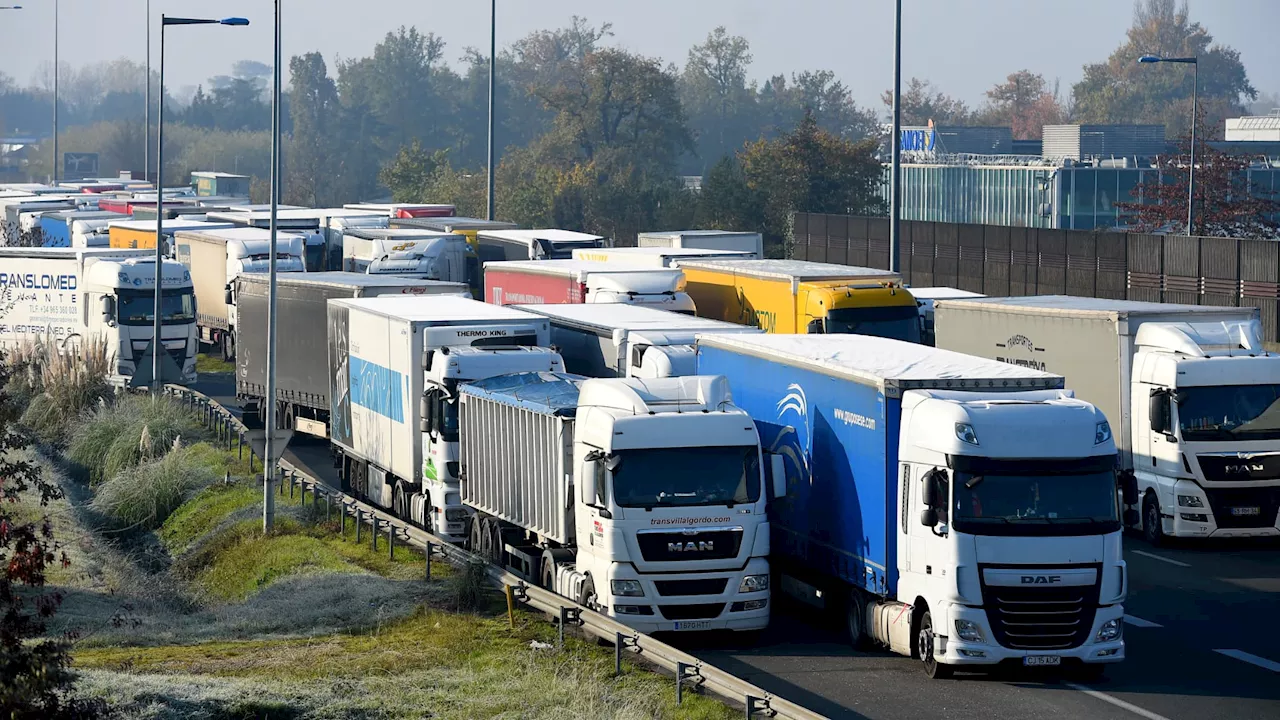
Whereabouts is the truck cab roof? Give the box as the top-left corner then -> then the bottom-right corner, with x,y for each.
332,295 -> 544,324
516,302 -> 754,334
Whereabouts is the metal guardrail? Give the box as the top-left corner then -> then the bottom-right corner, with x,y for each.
162,384 -> 828,720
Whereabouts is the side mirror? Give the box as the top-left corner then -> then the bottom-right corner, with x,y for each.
769,454 -> 786,499
224,283 -> 234,306
920,507 -> 939,528
581,460 -> 599,507
1119,470 -> 1138,506
1124,508 -> 1140,527
421,391 -> 434,434
921,471 -> 937,508
100,295 -> 116,325
1149,389 -> 1171,435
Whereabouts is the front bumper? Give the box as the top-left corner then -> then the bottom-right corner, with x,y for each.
605,558 -> 771,633
938,603 -> 1125,666
1168,480 -> 1280,538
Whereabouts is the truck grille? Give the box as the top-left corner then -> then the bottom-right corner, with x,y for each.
981,572 -> 1099,650
654,578 -> 728,596
658,603 -> 725,620
635,529 -> 743,562
1202,487 -> 1280,529
1198,454 -> 1280,483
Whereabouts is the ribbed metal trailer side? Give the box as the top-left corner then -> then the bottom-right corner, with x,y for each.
459,393 -> 574,546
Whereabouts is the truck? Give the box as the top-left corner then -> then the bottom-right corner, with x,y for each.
906,287 -> 986,345
934,296 -> 1280,542
275,207 -> 387,272
341,228 -> 474,285
235,272 -> 469,436
485,260 -> 696,314
173,227 -> 306,361
0,247 -> 198,386
460,371 -> 780,633
108,218 -> 235,253
474,229 -> 606,263
676,259 -> 918,340
37,210 -> 127,247
573,246 -> 757,267
638,230 -> 764,257
205,210 -> 327,272
696,333 -> 1126,678
343,202 -> 457,219
516,302 -> 761,378
327,296 -> 565,540
391,217 -> 518,246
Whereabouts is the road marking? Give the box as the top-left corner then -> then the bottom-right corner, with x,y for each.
1131,550 -> 1191,568
1123,614 -> 1162,628
1065,683 -> 1173,720
1214,649 -> 1280,673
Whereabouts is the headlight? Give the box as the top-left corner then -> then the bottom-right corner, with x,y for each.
954,619 -> 984,643
1095,421 -> 1112,445
1177,495 -> 1204,508
444,508 -> 469,522
738,574 -> 770,593
1095,618 -> 1122,643
610,579 -> 644,597
955,423 -> 979,446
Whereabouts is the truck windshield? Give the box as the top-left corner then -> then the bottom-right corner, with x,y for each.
117,289 -> 196,326
825,305 -> 921,342
612,446 -> 760,508
1177,384 -> 1280,442
951,457 -> 1120,537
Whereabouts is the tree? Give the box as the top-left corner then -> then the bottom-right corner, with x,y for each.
881,77 -> 971,125
0,352 -> 100,717
977,70 -> 1068,139
287,52 -> 345,206
734,110 -> 885,255
681,27 -> 758,173
696,155 -> 765,233
1115,121 -> 1280,238
378,140 -> 446,202
1072,0 -> 1256,139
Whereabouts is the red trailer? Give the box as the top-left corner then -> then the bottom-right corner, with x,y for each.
395,204 -> 455,218
483,260 -> 696,313
97,198 -> 131,214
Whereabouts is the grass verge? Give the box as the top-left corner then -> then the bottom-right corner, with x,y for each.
195,353 -> 235,375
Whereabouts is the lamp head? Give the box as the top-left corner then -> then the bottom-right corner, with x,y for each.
1138,55 -> 1162,64
220,17 -> 250,26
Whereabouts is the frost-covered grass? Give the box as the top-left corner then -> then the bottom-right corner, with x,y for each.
75,608 -> 735,720
68,394 -> 209,485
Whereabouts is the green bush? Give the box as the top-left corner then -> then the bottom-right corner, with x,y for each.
15,337 -> 113,445
68,395 -> 207,484
91,444 -> 221,532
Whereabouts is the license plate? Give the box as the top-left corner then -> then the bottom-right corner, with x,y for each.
1231,507 -> 1261,516
1024,656 -> 1061,667
673,621 -> 712,631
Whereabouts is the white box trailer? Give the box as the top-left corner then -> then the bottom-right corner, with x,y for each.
571,246 -> 757,267
326,296 -> 555,520
935,296 -> 1280,541
637,230 -> 763,256
516,302 -> 761,377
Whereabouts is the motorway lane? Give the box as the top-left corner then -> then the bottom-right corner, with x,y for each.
189,369 -> 1280,719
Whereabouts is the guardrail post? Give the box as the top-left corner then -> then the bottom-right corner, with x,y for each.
676,662 -> 689,705
556,607 -> 581,648
355,509 -> 362,543
313,486 -> 320,511
387,523 -> 394,560
371,518 -> 378,552
238,431 -> 244,460
425,541 -> 434,580
288,472 -> 295,500
744,695 -> 772,718
324,493 -> 331,523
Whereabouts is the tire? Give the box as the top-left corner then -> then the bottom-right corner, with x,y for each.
392,482 -> 408,519
918,610 -> 953,679
1143,493 -> 1165,546
845,588 -> 868,649
466,515 -> 484,553
579,576 -> 598,612
487,519 -> 505,566
220,332 -> 235,362
477,517 -> 494,560
540,557 -> 555,591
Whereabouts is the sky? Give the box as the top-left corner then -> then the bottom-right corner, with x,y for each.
1,0 -> 1278,111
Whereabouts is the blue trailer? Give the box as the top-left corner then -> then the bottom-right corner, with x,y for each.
696,334 -> 1126,677
38,209 -> 126,247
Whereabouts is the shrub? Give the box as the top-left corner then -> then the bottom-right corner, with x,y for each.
447,559 -> 491,612
16,337 -> 113,444
91,444 -> 220,532
68,394 -> 207,484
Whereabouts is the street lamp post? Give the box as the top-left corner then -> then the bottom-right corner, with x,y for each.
486,0 -> 496,221
145,0 -> 150,183
888,0 -> 902,273
53,0 -> 58,183
152,15 -> 250,393
263,0 -> 282,533
1139,54 -> 1199,235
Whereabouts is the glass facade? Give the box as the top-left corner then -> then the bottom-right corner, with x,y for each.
888,163 -> 1280,230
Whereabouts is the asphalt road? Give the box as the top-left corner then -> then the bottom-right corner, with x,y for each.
193,370 -> 1280,720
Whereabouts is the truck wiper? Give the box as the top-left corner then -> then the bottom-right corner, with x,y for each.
961,515 -> 1011,523
964,475 -> 985,489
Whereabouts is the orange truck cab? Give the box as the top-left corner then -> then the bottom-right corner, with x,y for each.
675,259 -> 920,342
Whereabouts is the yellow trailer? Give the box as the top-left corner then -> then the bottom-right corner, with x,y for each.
109,219 -> 233,250
676,259 -> 919,341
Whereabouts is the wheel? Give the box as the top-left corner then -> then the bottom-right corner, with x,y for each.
844,588 -> 868,649
578,576 -> 598,612
392,482 -> 408,519
540,557 -> 555,591
487,519 -> 505,566
1143,493 -> 1164,546
466,515 -> 484,553
220,332 -> 235,362
918,610 -> 952,679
